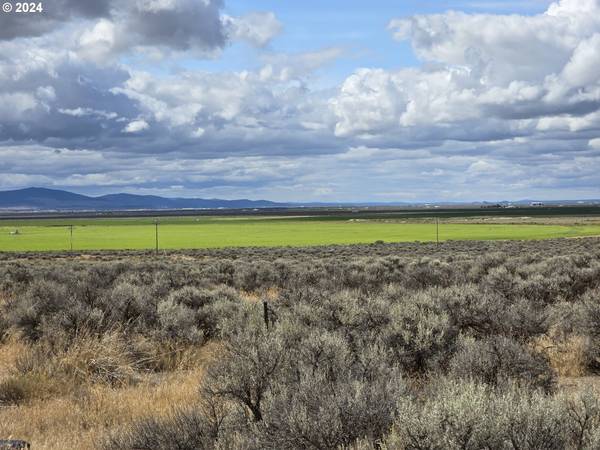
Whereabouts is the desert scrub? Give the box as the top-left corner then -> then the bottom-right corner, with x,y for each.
386,380 -> 600,450
0,238 -> 599,449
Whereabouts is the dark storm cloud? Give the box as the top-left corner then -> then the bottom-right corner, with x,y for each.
63,0 -> 111,17
0,0 -> 229,54
0,0 -> 112,40
127,0 -> 226,51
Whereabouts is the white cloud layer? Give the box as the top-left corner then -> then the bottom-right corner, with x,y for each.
0,0 -> 599,201
334,0 -> 600,140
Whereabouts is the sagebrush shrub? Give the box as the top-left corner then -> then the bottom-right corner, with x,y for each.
384,291 -> 458,372
387,379 -> 598,450
103,405 -> 234,450
203,321 -> 288,422
257,369 -> 404,449
5,279 -> 70,341
157,298 -> 204,343
448,335 -> 556,392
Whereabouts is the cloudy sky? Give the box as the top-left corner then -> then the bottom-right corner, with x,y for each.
0,0 -> 599,202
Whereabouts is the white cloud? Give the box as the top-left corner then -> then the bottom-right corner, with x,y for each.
468,160 -> 496,174
330,69 -> 407,137
259,47 -> 343,82
191,127 -> 206,138
0,0 -> 598,201
75,1 -> 267,60
546,0 -> 600,16
59,107 -> 118,119
0,93 -> 38,119
78,19 -> 118,62
334,0 -> 600,140
223,12 -> 283,47
388,0 -> 600,84
123,119 -> 150,133
590,138 -> 600,150
561,34 -> 600,88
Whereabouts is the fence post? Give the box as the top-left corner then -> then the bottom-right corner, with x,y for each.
263,300 -> 269,330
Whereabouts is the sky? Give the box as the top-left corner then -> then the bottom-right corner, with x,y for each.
0,0 -> 598,202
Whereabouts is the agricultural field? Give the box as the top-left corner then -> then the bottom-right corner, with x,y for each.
1,214 -> 600,251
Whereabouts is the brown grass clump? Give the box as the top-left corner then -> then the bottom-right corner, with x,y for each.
0,368 -> 205,450
0,335 -> 219,450
7,331 -> 151,392
50,331 -> 146,386
8,330 -> 207,390
240,286 -> 280,304
0,337 -> 62,404
533,333 -> 588,378
239,290 -> 260,303
0,336 -> 27,378
0,377 -> 29,406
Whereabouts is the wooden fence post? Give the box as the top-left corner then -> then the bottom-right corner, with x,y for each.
263,300 -> 269,330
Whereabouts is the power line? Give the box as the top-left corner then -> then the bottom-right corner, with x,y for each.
155,220 -> 159,255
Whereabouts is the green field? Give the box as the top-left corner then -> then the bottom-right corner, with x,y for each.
0,216 -> 599,252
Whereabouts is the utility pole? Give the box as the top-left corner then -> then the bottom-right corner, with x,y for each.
155,220 -> 159,255
69,225 -> 74,252
436,217 -> 439,245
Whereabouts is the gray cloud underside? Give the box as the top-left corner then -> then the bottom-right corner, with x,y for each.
0,0 -> 112,40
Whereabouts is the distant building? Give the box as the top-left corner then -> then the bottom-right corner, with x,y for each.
530,202 -> 544,207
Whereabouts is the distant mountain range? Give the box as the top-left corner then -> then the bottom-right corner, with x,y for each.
0,187 -> 290,211
0,187 -> 598,212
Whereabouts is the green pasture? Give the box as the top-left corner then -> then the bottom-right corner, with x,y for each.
0,216 -> 599,251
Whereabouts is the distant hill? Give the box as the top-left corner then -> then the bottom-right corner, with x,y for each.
0,188 -> 598,212
0,188 -> 289,211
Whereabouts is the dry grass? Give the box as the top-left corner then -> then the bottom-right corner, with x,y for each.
240,287 -> 280,304
533,333 -> 588,378
239,290 -> 260,304
48,332 -> 208,384
559,376 -> 600,395
0,336 -> 27,379
0,340 -> 220,450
